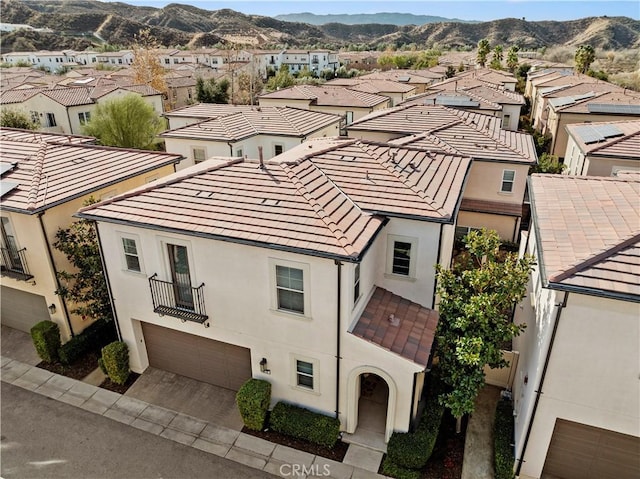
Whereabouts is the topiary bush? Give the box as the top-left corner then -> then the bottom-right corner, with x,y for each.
58,318 -> 117,365
30,321 -> 61,363
270,402 -> 340,448
101,341 -> 130,385
494,398 -> 515,479
381,457 -> 421,479
236,379 -> 271,431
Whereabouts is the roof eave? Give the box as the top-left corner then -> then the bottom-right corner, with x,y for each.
546,281 -> 640,304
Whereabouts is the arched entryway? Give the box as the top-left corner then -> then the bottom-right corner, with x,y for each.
345,366 -> 397,446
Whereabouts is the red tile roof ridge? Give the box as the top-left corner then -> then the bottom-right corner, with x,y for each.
281,161 -> 359,256
549,232 -> 640,284
26,142 -> 48,211
78,157 -> 243,214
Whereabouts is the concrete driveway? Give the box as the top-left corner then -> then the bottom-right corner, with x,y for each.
124,366 -> 244,431
1,326 -> 41,366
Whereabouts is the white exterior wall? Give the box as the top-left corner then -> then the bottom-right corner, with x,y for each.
563,135 -> 587,175
501,104 -> 521,130
20,94 -> 70,133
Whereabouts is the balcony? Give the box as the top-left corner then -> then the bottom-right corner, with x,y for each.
0,246 -> 33,281
148,273 -> 208,323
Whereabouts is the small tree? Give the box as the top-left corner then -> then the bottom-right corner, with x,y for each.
476,38 -> 491,67
490,45 -> 504,70
435,229 -> 534,431
83,94 -> 164,149
266,64 -> 295,92
196,77 -> 230,103
54,199 -> 112,322
1,109 -> 39,129
506,45 -> 519,73
131,29 -> 167,103
530,152 -> 567,174
574,44 -> 595,74
445,65 -> 457,78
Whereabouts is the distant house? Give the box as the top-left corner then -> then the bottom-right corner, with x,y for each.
512,174 -> 640,479
347,104 -> 537,241
160,106 -> 341,169
0,129 -> 182,340
358,69 -> 444,94
564,120 -> 640,176
78,138 -> 471,444
325,78 -> 417,106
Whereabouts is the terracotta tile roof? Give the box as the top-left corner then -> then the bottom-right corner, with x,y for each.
0,87 -> 43,104
359,69 -> 441,83
165,103 -> 259,119
78,157 -> 385,260
160,107 -> 340,141
460,198 -> 523,217
351,105 -> 537,164
258,85 -> 390,108
427,76 -> 525,105
566,120 -> 640,159
400,90 -> 501,111
0,128 -> 96,145
551,90 -> 640,114
0,139 -> 182,213
351,287 -> 439,366
326,78 -> 416,94
530,174 -> 640,299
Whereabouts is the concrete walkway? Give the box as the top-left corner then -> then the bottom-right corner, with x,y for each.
461,385 -> 502,479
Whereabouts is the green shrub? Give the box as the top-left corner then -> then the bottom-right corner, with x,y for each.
236,379 -> 271,430
381,457 -> 420,479
98,357 -> 107,375
270,402 -> 340,448
30,321 -> 61,363
101,341 -> 130,385
494,399 -> 515,479
58,318 -> 117,365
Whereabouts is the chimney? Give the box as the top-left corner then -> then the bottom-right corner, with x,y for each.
258,146 -> 264,169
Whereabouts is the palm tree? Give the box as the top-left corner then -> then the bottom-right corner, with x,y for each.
506,45 -> 519,72
476,38 -> 491,67
490,45 -> 504,70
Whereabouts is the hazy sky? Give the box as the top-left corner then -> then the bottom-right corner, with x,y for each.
119,1 -> 640,21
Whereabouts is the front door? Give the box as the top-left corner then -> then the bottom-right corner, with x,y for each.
167,244 -> 193,310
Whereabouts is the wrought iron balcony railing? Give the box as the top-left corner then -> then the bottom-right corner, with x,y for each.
148,273 -> 208,323
0,246 -> 33,281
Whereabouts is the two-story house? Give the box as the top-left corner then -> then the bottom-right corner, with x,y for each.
512,174 -> 639,479
346,104 -> 537,241
325,78 -> 417,107
160,106 -> 341,169
0,129 -> 182,340
78,138 -> 472,444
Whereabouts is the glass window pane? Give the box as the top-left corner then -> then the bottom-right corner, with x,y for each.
392,241 -> 411,275
122,238 -> 137,255
501,181 -> 513,192
297,374 -> 314,388
125,254 -> 140,272
278,289 -> 304,313
297,360 -> 313,375
503,170 -> 515,181
276,266 -> 303,292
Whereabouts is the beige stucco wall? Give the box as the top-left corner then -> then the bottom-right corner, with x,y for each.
20,94 -> 71,133
457,211 -> 520,242
463,161 -> 528,205
258,97 -> 391,123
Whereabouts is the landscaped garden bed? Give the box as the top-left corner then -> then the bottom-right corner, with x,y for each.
37,351 -> 100,380
100,372 -> 140,394
422,413 -> 467,479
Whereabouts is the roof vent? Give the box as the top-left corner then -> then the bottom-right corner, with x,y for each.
388,314 -> 400,327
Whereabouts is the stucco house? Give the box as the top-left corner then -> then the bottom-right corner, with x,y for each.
346,104 -> 537,241
160,106 -> 341,169
77,138 -> 472,446
512,174 -> 640,479
0,129 -> 182,340
325,78 -> 418,106
564,120 -> 640,176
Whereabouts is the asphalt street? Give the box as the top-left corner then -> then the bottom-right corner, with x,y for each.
1,382 -> 272,479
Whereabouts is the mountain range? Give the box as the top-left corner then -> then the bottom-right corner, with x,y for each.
273,13 -> 475,26
1,0 -> 638,53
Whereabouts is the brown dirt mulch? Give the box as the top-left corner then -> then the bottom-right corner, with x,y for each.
422,413 -> 467,479
99,372 -> 140,394
242,427 -> 349,462
37,351 -> 100,380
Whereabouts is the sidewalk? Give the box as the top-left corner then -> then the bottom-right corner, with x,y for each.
1,350 -> 386,479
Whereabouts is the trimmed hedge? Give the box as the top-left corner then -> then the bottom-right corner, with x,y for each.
386,379 -> 444,470
381,457 -> 420,479
236,379 -> 271,431
270,402 -> 340,448
101,341 -> 130,385
59,318 -> 117,365
494,398 -> 515,479
30,321 -> 61,363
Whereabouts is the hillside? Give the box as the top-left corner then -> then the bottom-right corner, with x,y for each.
1,0 -> 638,53
273,12 -> 473,26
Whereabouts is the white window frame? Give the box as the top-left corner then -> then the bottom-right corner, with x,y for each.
353,263 -> 361,306
269,258 -> 311,319
192,147 -> 206,163
118,233 -> 144,274
290,354 -> 320,394
78,111 -> 91,125
385,235 -> 418,280
157,236 -> 197,285
500,169 -> 516,194
236,148 -> 243,158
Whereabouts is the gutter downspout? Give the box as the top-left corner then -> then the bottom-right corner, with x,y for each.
94,223 -> 122,341
38,212 -> 74,337
335,259 -> 342,420
515,291 -> 568,476
431,224 -> 444,309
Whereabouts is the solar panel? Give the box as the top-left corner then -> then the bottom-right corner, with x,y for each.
573,124 -> 625,144
588,103 -> 640,115
549,96 -> 575,108
0,163 -> 16,176
0,181 -> 19,197
435,95 -> 479,107
595,124 -> 624,139
398,76 -> 410,82
573,92 -> 596,102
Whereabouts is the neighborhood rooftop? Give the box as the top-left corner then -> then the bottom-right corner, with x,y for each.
566,120 -> 640,159
258,84 -> 390,107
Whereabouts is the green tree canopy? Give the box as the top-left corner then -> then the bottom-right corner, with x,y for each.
574,44 -> 596,74
530,152 -> 567,174
266,64 -> 295,92
196,77 -> 230,103
82,94 -> 164,149
490,45 -> 504,70
506,45 -> 520,73
476,38 -> 491,67
0,109 -> 39,129
435,229 -> 534,421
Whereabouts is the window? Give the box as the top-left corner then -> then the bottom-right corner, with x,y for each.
274,144 -> 284,156
386,235 -> 418,279
501,170 -> 515,193
502,114 -> 510,128
164,58 -> 170,64
122,237 -> 141,272
346,111 -> 354,124
455,226 -> 481,242
276,265 -> 304,314
236,149 -> 243,157
30,111 -> 39,124
118,58 -> 123,64
78,111 -> 91,125
192,147 -> 206,163
1,216 -> 24,273
167,243 -> 193,309
45,113 -> 56,127
296,360 -> 314,389
353,263 -> 361,305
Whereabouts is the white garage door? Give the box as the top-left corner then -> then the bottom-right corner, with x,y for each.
1,286 -> 50,332
142,322 -> 252,391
